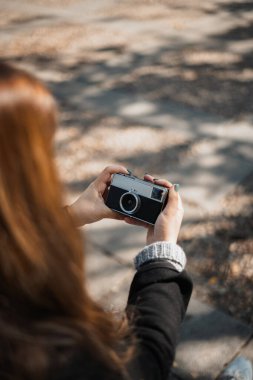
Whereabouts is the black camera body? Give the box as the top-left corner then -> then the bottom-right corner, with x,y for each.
105,173 -> 169,225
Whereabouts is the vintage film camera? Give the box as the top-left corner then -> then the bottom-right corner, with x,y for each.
105,173 -> 169,225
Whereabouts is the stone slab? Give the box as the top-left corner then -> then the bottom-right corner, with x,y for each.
175,298 -> 253,379
98,271 -> 134,312
85,234 -> 134,301
85,219 -> 146,265
240,336 -> 253,363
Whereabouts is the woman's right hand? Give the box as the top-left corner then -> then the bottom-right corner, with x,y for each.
68,165 -> 128,226
124,175 -> 184,245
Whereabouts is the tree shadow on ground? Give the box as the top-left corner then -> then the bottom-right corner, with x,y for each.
3,9 -> 253,120
180,171 -> 253,326
214,20 -> 253,41
220,1 -> 253,13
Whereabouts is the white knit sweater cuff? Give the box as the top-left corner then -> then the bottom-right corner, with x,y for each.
134,241 -> 186,272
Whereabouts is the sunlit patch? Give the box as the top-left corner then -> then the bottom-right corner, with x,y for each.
184,51 -> 241,66
119,101 -> 156,117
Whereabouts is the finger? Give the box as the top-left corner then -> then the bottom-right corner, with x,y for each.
102,186 -> 109,201
94,165 -> 128,191
110,212 -> 125,221
164,185 -> 184,214
177,191 -> 184,211
144,175 -> 173,189
99,202 -> 124,220
124,217 -> 149,229
97,165 -> 128,183
143,174 -> 155,182
153,178 -> 173,188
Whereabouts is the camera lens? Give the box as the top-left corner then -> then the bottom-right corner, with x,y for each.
120,192 -> 140,214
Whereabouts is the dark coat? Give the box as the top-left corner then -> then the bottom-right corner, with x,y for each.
52,261 -> 193,380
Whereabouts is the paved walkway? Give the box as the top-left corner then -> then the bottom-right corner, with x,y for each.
1,0 -> 253,378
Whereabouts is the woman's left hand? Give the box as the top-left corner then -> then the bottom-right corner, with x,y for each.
68,165 -> 128,226
124,174 -> 183,245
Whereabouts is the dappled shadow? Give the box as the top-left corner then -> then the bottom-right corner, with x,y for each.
3,12 -> 253,120
220,1 -> 253,13
180,171 -> 253,325
9,14 -> 56,26
48,42 -> 253,119
180,309 -> 252,341
214,20 -> 253,41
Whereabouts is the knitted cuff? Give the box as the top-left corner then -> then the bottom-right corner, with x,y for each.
134,241 -> 186,272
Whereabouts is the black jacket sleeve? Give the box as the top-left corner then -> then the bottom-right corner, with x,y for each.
126,261 -> 193,380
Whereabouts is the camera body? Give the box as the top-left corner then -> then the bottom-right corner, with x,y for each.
105,173 -> 169,225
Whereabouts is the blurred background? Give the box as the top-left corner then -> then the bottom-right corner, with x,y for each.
1,0 -> 252,326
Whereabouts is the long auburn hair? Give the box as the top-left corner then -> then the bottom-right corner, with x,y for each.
0,63 -> 131,379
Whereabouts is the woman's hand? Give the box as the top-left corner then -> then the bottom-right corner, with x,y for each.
124,175 -> 184,245
68,165 -> 128,227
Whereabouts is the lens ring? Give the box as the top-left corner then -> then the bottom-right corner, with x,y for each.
119,192 -> 140,214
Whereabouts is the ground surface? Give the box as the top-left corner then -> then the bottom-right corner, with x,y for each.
181,171 -> 253,325
1,0 -> 253,377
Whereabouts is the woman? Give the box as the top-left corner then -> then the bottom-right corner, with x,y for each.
0,62 -> 192,380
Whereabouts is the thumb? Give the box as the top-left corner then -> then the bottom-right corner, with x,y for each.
163,185 -> 184,216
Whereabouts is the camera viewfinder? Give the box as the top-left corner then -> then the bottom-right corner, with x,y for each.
151,187 -> 164,201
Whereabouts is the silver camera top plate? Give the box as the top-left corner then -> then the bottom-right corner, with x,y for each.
111,173 -> 168,203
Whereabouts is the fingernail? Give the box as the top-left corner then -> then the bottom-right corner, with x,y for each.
127,169 -> 132,175
174,184 -> 180,192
